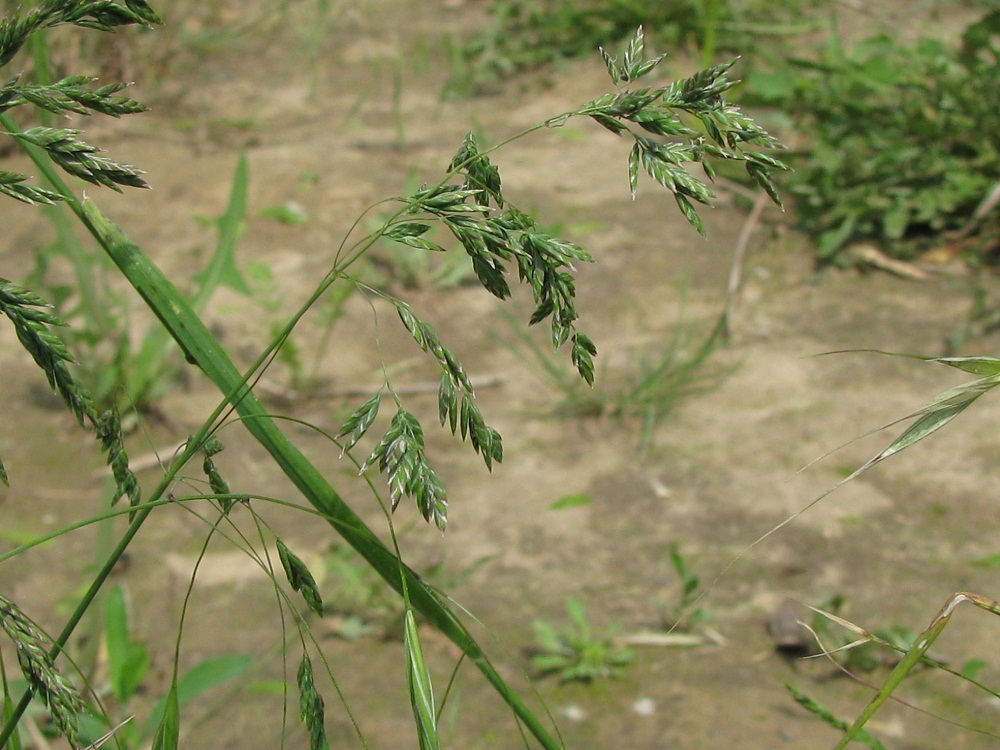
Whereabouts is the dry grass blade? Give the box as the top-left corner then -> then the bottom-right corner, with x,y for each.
833,592 -> 1000,749
84,717 -> 134,749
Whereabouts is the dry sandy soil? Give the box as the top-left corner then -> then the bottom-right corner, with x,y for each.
2,2 -> 1000,748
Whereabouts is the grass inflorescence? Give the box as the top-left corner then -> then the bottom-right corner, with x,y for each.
0,11 -> 794,750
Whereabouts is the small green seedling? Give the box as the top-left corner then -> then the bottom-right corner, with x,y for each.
531,598 -> 633,683
657,542 -> 709,630
501,300 -> 725,446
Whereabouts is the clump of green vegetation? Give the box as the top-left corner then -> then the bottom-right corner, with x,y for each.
0,12 -> 787,749
748,9 -> 1000,264
453,0 -> 820,93
24,153 -> 255,416
502,299 -> 729,448
531,598 -> 634,682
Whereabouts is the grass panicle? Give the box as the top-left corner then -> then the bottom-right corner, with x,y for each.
0,169 -> 61,204
0,276 -> 94,425
0,278 -> 140,509
0,595 -> 86,748
0,0 -> 158,70
13,126 -> 147,191
0,76 -> 147,118
0,11 -> 794,750
394,133 -> 601,383
297,654 -> 328,750
553,27 -> 787,231
95,408 -> 141,511
361,409 -> 449,531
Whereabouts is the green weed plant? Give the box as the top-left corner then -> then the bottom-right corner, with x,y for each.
657,542 -> 709,631
0,10 -> 786,750
502,299 -> 726,448
23,145 -> 255,416
453,0 -> 820,93
2,5 -> 1000,748
531,598 -> 634,683
748,9 -> 1000,264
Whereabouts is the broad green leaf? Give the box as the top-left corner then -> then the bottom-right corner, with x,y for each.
104,586 -> 149,704
143,655 -> 252,737
175,655 -> 252,702
550,493 -> 592,510
190,153 -> 252,298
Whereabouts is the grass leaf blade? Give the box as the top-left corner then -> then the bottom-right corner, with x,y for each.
404,610 -> 440,750
80,199 -> 564,750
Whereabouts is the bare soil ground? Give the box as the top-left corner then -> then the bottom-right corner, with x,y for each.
2,2 -> 1000,748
